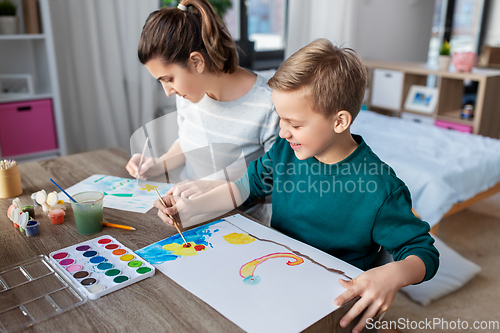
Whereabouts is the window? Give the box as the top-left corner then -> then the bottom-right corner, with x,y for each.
225,0 -> 288,70
160,0 -> 288,70
428,0 -> 489,66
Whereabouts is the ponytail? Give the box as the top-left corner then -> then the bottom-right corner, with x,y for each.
138,0 -> 238,74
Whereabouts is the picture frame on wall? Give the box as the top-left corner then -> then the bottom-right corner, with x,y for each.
404,85 -> 438,114
0,74 -> 34,96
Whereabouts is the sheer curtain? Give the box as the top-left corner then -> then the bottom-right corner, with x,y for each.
49,0 -> 159,154
286,0 -> 358,58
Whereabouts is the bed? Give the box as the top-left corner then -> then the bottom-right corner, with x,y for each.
351,110 -> 500,232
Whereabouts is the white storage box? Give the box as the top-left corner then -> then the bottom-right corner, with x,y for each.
371,69 -> 404,110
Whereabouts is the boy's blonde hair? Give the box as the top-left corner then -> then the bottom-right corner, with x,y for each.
268,38 -> 367,119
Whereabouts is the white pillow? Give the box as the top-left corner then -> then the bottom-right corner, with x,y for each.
376,236 -> 482,306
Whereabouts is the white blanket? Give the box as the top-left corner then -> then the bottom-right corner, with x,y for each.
351,111 -> 500,227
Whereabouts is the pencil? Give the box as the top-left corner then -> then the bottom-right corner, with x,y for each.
153,188 -> 189,247
136,137 -> 150,179
103,222 -> 136,230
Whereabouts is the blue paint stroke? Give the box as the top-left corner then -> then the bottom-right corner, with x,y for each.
243,275 -> 261,285
136,220 -> 224,265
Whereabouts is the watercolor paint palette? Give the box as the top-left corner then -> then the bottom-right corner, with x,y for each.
49,235 -> 155,300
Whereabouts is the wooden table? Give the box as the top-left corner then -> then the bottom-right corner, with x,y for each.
0,148 -> 372,333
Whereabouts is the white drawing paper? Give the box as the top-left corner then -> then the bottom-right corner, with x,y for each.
60,174 -> 173,213
136,214 -> 363,333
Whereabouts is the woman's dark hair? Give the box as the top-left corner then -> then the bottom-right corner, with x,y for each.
138,0 -> 238,73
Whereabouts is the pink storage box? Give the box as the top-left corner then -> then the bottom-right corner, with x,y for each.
0,99 -> 58,157
434,119 -> 473,133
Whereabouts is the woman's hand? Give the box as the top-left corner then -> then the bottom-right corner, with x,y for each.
166,179 -> 226,199
333,263 -> 404,333
126,154 -> 164,180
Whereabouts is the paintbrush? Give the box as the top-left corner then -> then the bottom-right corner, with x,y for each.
136,137 -> 150,179
153,188 -> 189,247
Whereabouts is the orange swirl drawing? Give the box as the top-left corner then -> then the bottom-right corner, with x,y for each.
239,253 -> 304,285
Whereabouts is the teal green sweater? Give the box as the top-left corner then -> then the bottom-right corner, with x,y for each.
236,135 -> 439,282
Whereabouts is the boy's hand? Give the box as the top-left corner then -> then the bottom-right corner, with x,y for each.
126,154 -> 163,180
334,263 -> 403,333
153,195 -> 197,227
166,179 -> 225,199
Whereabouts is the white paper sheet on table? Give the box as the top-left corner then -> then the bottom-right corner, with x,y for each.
59,174 -> 173,213
136,214 -> 362,333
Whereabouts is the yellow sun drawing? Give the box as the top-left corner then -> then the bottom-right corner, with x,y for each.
140,184 -> 158,192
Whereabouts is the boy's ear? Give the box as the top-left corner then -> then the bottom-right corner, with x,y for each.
189,52 -> 205,73
333,110 -> 352,134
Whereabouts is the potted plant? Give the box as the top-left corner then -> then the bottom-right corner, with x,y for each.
438,40 -> 451,71
0,0 -> 17,34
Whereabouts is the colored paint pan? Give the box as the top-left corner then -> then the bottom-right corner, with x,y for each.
98,238 -> 112,245
105,244 -> 120,250
88,284 -> 105,293
73,271 -> 90,279
89,256 -> 106,264
81,278 -> 97,286
66,264 -> 83,273
59,258 -> 75,266
128,261 -> 142,268
76,245 -> 91,251
113,276 -> 129,283
53,252 -> 69,260
137,267 -> 152,274
112,249 -> 126,256
105,269 -> 120,277
97,262 -> 113,270
120,254 -> 134,262
83,250 -> 98,257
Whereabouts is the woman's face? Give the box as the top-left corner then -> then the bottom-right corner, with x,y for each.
145,56 -> 207,103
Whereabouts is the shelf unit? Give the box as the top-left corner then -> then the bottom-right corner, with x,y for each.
0,0 -> 66,161
363,60 -> 500,138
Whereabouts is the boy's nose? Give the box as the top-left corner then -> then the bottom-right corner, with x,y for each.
279,127 -> 292,139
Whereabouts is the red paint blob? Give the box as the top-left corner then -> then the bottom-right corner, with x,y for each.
98,238 -> 112,244
105,244 -> 119,250
182,243 -> 191,248
194,245 -> 205,251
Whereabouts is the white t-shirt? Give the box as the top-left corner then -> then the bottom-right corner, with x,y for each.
175,73 -> 279,182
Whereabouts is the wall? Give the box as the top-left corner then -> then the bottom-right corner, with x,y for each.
286,0 -> 436,63
484,0 -> 500,46
355,0 -> 435,62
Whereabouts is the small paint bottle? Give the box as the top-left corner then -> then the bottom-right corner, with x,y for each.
48,209 -> 66,224
22,205 -> 35,219
25,220 -> 40,236
18,212 -> 29,233
31,193 -> 41,207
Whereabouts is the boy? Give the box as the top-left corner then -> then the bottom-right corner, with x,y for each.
155,39 -> 439,333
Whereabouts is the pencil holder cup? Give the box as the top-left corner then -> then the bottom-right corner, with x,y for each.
0,164 -> 23,199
